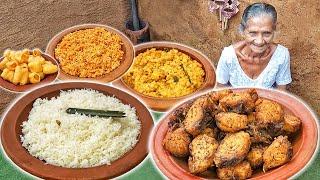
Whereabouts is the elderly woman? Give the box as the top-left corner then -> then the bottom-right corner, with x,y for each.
216,3 -> 291,90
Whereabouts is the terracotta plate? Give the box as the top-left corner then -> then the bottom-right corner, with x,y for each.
0,52 -> 59,93
151,88 -> 319,180
1,82 -> 154,179
46,24 -> 134,83
113,41 -> 216,112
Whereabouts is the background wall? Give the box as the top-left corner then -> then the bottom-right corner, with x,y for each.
0,0 -> 319,115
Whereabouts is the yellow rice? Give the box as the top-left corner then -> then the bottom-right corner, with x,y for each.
123,48 -> 205,98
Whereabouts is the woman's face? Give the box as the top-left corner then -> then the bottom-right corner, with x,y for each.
243,15 -> 275,55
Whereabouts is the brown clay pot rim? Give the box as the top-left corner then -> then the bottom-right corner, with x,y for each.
45,23 -> 135,83
0,51 -> 60,93
1,81 -> 154,179
150,87 -> 319,180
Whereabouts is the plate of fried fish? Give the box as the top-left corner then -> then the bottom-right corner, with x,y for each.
151,88 -> 319,180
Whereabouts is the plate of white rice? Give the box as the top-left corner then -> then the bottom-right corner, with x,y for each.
1,82 -> 154,179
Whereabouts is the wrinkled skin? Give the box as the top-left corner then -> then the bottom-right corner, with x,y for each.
217,161 -> 253,180
263,136 -> 293,172
214,131 -> 251,168
219,89 -> 258,114
216,112 -> 248,133
184,96 -> 218,136
188,134 -> 219,174
163,127 -> 192,157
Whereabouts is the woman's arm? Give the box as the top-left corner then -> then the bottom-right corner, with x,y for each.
216,83 -> 230,89
276,85 -> 287,91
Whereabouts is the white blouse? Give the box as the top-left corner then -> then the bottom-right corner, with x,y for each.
216,44 -> 292,88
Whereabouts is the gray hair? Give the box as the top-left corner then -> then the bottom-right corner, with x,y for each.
239,3 -> 277,32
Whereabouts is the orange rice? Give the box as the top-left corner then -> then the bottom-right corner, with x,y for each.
54,27 -> 124,78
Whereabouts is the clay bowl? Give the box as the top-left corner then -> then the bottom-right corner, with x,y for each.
151,88 -> 319,180
45,24 -> 134,83
1,81 -> 154,179
113,41 -> 216,112
0,51 -> 59,93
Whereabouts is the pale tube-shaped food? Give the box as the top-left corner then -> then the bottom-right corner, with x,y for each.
13,65 -> 23,85
28,72 -> 41,84
0,57 -> 10,70
1,68 -> 9,79
6,60 -> 19,71
32,48 -> 42,56
28,60 -> 43,73
20,49 -> 30,63
19,67 -> 29,85
3,49 -> 12,58
42,63 -> 58,74
20,63 -> 28,69
38,72 -> 45,80
1,68 -> 14,82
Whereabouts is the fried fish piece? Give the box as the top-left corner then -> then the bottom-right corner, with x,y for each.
255,98 -> 284,127
219,89 -> 258,114
217,161 -> 253,180
246,146 -> 267,169
283,114 -> 301,134
188,134 -> 219,174
214,131 -> 251,168
247,113 -> 256,124
208,89 -> 233,103
168,101 -> 192,130
216,112 -> 248,133
163,127 -> 192,157
263,136 -> 293,172
200,127 -> 217,138
246,124 -> 273,145
184,96 -> 217,136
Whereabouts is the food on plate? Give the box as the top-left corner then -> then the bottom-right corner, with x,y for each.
0,49 -> 58,85
162,88 -> 301,178
255,98 -> 284,127
219,89 -> 258,114
215,112 -> 248,133
283,114 -> 301,134
184,96 -> 218,136
54,27 -> 124,78
122,48 -> 205,98
188,133 -> 219,174
163,127 -> 191,157
217,161 -> 252,180
263,136 -> 293,172
246,145 -> 267,169
20,89 -> 141,168
214,131 -> 251,168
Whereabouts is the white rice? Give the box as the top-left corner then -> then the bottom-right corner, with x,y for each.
20,89 -> 141,168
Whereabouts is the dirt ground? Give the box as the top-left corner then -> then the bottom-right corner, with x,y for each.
0,0 -> 319,115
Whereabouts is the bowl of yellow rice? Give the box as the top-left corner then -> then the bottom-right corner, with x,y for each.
46,24 -> 134,83
113,41 -> 216,111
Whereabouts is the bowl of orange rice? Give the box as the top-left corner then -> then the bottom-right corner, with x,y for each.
46,24 -> 134,83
